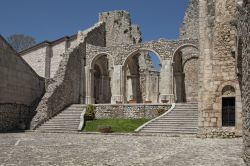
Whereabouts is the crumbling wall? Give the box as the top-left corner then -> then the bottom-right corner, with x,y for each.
236,0 -> 250,164
179,0 -> 199,103
0,36 -> 44,131
30,23 -> 105,129
99,10 -> 142,46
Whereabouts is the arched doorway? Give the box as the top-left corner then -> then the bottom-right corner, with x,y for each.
123,49 -> 161,103
91,54 -> 112,104
172,45 -> 199,103
221,85 -> 236,126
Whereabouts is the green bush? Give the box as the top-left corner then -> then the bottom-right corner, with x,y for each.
156,108 -> 166,116
84,104 -> 95,120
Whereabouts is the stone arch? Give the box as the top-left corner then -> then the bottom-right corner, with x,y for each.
90,52 -> 114,69
172,43 -> 199,103
213,80 -> 242,128
89,53 -> 113,104
122,48 -> 161,103
171,43 -> 199,63
215,81 -> 237,96
122,48 -> 162,67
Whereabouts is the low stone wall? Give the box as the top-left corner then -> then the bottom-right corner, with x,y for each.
94,104 -> 171,119
197,128 -> 242,138
0,104 -> 33,131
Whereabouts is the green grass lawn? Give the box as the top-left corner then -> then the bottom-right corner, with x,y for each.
83,119 -> 149,133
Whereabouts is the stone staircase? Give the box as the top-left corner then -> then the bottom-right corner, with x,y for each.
138,103 -> 198,135
37,104 -> 85,132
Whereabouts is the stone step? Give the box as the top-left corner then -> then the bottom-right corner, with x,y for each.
138,103 -> 198,135
141,129 -> 198,132
164,115 -> 198,118
149,122 -> 197,125
155,119 -> 198,122
171,109 -> 198,111
53,117 -> 80,119
142,126 -> 198,129
55,114 -> 81,116
141,127 -> 198,131
39,128 -> 78,131
39,126 -> 79,129
42,122 -> 80,126
140,130 -> 197,134
37,104 -> 84,132
159,117 -> 198,120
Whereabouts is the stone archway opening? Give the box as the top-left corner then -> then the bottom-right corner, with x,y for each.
172,44 -> 199,103
221,85 -> 236,127
123,49 -> 161,103
91,54 -> 112,104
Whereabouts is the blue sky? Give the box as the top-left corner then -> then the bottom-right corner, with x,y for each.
0,0 -> 189,70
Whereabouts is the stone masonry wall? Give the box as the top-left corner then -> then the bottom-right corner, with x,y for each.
30,23 -> 105,129
0,104 -> 32,131
179,0 -> 199,103
198,0 -> 242,136
99,10 -> 142,46
94,104 -> 171,119
180,0 -> 199,39
22,46 -> 47,77
30,43 -> 85,129
0,36 -> 45,131
236,0 -> 250,164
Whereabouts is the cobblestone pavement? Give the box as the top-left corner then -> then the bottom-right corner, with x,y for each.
0,132 -> 245,166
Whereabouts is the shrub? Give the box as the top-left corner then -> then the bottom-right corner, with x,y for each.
156,108 -> 166,116
84,104 -> 95,120
97,125 -> 112,133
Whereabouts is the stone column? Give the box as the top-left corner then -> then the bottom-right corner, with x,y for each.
85,65 -> 94,104
79,63 -> 86,104
111,65 -> 124,104
174,72 -> 185,102
159,59 -> 173,103
145,70 -> 151,102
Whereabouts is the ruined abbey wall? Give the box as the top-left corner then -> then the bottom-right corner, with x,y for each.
99,11 -> 141,46
198,0 -> 242,136
179,0 -> 199,103
30,22 -> 106,129
0,36 -> 44,131
236,0 -> 250,164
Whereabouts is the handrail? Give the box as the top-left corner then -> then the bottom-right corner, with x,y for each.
134,103 -> 176,132
78,108 -> 86,131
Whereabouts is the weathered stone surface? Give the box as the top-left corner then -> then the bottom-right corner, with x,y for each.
198,0 -> 242,135
94,104 -> 171,119
235,0 -> 250,165
0,133 -> 245,166
0,36 -> 44,131
99,10 -> 142,46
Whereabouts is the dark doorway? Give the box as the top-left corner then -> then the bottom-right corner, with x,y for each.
222,97 -> 235,126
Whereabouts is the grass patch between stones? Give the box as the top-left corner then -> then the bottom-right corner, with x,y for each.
83,119 -> 149,133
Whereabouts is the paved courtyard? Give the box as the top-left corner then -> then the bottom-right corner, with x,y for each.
0,132 -> 245,166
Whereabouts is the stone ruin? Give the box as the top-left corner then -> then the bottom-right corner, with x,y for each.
1,0 -> 250,164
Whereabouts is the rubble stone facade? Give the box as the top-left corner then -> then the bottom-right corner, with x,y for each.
197,0 -> 242,136
235,0 -> 250,164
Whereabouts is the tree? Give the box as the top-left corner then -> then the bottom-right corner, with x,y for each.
7,34 -> 36,52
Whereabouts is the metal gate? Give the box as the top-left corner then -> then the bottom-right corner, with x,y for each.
222,97 -> 235,126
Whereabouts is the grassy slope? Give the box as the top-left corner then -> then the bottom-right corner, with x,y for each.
83,119 -> 149,133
